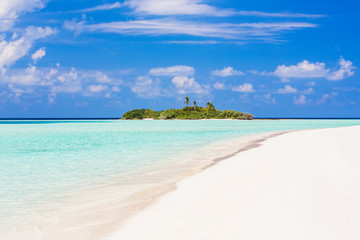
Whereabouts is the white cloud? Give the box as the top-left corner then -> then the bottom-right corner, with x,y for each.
5,65 -> 46,85
277,85 -> 298,94
327,57 -> 355,81
94,71 -> 112,83
123,0 -> 323,18
149,65 -> 194,76
1,66 -> 121,92
53,67 -> 82,93
275,60 -> 328,79
294,95 -> 307,105
317,92 -> 338,104
80,2 -> 122,12
212,66 -> 244,77
112,86 -> 121,92
232,83 -> 255,92
236,11 -> 324,18
124,0 -> 231,16
47,92 -> 56,103
7,83 -> 34,100
63,19 -> 86,33
213,82 -> 225,90
303,87 -> 314,94
64,18 -> 317,42
163,40 -> 223,45
0,26 -> 56,69
0,0 -> 47,31
0,66 -> 124,102
264,93 -> 276,104
306,81 -> 316,86
274,57 -> 354,81
0,91 -> 13,104
31,47 -> 46,62
172,76 -> 192,88
131,75 -> 163,98
88,85 -> 108,92
171,75 -> 209,95
82,71 -> 122,85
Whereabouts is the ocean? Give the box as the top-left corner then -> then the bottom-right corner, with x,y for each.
1,119 -> 360,239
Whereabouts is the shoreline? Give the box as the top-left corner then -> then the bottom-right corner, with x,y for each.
41,131 -> 291,240
3,122 -> 360,239
91,131 -> 290,240
7,130 -> 286,239
107,125 -> 360,240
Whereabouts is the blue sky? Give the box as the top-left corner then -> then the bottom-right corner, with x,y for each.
0,0 -> 359,118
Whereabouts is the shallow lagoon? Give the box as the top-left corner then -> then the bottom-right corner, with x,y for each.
1,119 -> 360,239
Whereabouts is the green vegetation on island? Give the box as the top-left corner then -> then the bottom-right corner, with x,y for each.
122,97 -> 254,120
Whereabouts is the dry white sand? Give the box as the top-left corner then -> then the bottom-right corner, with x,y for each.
107,126 -> 360,240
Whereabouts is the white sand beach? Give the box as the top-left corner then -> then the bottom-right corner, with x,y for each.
107,126 -> 360,240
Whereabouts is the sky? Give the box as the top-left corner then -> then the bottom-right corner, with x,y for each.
0,0 -> 359,118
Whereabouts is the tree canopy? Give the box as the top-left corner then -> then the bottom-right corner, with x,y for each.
122,97 -> 254,120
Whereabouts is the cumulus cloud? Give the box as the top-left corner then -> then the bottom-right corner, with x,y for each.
0,26 -> 56,69
7,83 -> 34,101
130,74 -> 209,98
112,86 -> 121,92
79,2 -> 122,12
131,75 -> 163,98
232,83 -> 255,92
303,87 -> 314,94
294,95 -> 308,105
31,47 -> 46,62
88,85 -> 108,92
317,92 -> 338,104
264,93 -> 276,104
1,66 -> 78,101
1,66 -> 123,103
213,82 -> 225,90
275,60 -> 328,79
0,0 -> 47,31
171,75 -> 209,95
327,57 -> 355,81
274,57 -> 354,81
2,66 -> 120,88
5,65 -> 47,85
276,85 -> 298,94
81,71 -> 123,85
172,76 -> 192,88
212,66 -> 244,77
52,67 -> 82,93
149,65 -> 194,76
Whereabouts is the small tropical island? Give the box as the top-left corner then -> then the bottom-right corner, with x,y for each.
122,97 -> 254,120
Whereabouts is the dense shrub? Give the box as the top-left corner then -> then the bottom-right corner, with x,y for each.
122,103 -> 254,120
122,109 -> 146,119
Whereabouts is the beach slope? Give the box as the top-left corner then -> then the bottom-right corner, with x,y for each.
107,126 -> 360,240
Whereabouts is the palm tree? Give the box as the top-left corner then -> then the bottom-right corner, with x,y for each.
206,102 -> 215,111
192,100 -> 197,110
184,96 -> 190,107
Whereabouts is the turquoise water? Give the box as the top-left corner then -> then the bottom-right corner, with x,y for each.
1,119 -> 360,237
